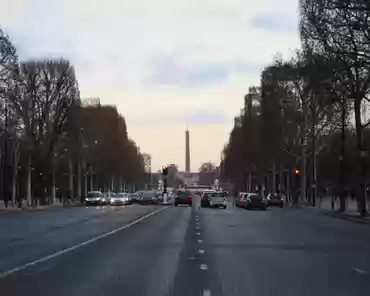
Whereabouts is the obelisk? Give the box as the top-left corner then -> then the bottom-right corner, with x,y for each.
185,129 -> 190,173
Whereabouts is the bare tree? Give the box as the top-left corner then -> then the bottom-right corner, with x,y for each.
300,0 -> 370,215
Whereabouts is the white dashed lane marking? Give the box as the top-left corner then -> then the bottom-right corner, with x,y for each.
198,239 -> 203,243
200,264 -> 208,271
203,290 -> 211,296
198,249 -> 205,254
196,232 -> 201,235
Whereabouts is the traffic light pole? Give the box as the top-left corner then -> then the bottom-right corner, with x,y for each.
162,166 -> 168,204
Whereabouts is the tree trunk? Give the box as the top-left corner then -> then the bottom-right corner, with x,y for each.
287,168 -> 291,204
11,142 -> 19,206
51,149 -> 56,204
89,166 -> 93,191
68,156 -> 73,199
354,98 -> 366,216
311,106 -> 317,207
272,162 -> 276,193
339,96 -> 346,212
83,160 -> 88,198
77,160 -> 81,202
26,155 -> 32,206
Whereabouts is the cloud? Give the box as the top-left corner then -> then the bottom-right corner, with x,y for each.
184,110 -> 229,125
0,0 -> 301,171
128,109 -> 230,127
147,51 -> 265,87
249,12 -> 299,33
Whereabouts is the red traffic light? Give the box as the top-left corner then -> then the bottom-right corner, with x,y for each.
295,169 -> 301,175
162,166 -> 168,175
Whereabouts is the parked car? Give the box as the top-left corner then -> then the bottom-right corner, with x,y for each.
110,192 -> 131,206
85,191 -> 104,206
267,193 -> 284,208
174,189 -> 192,206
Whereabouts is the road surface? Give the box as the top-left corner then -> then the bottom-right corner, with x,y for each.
0,198 -> 369,295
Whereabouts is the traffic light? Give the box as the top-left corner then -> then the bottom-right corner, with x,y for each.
162,166 -> 168,176
295,169 -> 301,175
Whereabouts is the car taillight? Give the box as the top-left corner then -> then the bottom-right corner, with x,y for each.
188,195 -> 192,199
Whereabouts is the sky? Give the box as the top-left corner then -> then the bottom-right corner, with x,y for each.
0,0 -> 300,172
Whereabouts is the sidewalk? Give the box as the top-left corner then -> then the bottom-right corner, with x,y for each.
310,197 -> 370,224
0,199 -> 82,212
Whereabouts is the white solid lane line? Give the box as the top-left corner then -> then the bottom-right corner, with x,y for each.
0,206 -> 168,279
353,268 -> 368,275
203,290 -> 211,296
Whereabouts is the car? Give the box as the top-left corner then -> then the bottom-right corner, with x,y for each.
174,189 -> 192,206
138,191 -> 158,205
200,190 -> 215,207
85,191 -> 104,206
130,193 -> 140,203
267,193 -> 284,208
110,192 -> 131,206
208,191 -> 227,209
235,192 -> 247,208
245,193 -> 267,210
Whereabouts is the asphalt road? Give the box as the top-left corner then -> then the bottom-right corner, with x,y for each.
1,198 -> 370,296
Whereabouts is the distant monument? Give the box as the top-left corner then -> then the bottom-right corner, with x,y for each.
185,129 -> 190,173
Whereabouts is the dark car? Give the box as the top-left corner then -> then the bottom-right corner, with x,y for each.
85,191 -> 104,206
130,193 -> 140,203
174,190 -> 192,206
245,193 -> 267,210
200,190 -> 214,207
139,191 -> 158,205
267,193 -> 284,208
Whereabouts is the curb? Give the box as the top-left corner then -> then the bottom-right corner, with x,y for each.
323,211 -> 370,225
0,203 -> 82,212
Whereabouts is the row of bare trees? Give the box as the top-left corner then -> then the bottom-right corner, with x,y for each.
0,27 -> 145,207
221,1 -> 370,215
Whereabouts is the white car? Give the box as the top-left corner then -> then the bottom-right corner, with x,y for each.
110,193 -> 131,206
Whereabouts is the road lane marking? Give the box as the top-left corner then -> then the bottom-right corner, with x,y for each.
203,290 -> 211,296
198,249 -> 204,254
200,264 -> 208,271
353,268 -> 368,275
198,239 -> 203,243
196,226 -> 201,230
196,232 -> 201,235
0,206 -> 168,279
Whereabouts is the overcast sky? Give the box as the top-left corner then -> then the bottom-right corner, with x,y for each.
0,0 -> 300,172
